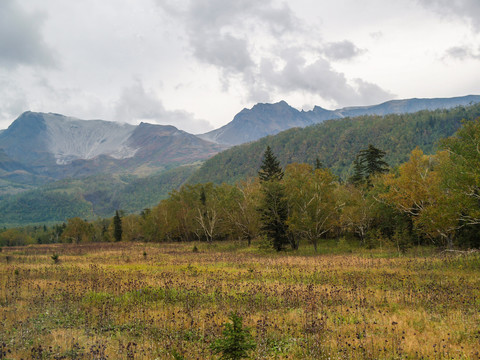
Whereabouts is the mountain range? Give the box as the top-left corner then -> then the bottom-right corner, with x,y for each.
199,95 -> 480,145
1,95 -> 480,225
0,111 -> 225,195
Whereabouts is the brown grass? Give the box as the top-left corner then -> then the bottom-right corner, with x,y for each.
0,241 -> 479,359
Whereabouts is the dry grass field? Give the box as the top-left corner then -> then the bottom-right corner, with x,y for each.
0,241 -> 479,359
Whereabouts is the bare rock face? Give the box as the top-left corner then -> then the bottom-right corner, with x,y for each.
0,112 -> 225,184
43,114 -> 138,164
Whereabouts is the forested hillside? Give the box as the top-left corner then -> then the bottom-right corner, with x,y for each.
189,104 -> 480,184
0,165 -> 197,226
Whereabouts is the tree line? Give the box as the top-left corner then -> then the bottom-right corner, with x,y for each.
2,117 -> 480,251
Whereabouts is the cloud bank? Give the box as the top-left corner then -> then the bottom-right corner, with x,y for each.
114,81 -> 213,134
155,0 -> 391,107
0,0 -> 55,69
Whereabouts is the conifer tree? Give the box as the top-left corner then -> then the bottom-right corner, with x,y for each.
258,146 -> 289,251
360,144 -> 389,178
350,155 -> 365,185
210,312 -> 256,360
350,144 -> 388,186
113,210 -> 122,242
258,146 -> 283,182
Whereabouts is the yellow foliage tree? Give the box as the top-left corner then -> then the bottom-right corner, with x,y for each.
284,163 -> 340,251
61,217 -> 94,244
380,148 -> 459,248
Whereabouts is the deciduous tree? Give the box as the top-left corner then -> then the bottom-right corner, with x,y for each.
285,163 -> 340,251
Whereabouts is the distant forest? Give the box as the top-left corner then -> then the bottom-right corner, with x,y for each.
190,103 -> 480,184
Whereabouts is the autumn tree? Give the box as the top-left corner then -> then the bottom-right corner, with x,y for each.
0,229 -> 34,247
223,179 -> 261,246
339,184 -> 377,244
167,185 -> 203,241
284,163 -> 340,251
380,148 -> 459,248
62,217 -> 94,244
441,117 -> 480,226
195,183 -> 222,243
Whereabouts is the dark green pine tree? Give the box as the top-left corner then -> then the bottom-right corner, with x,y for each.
315,157 -> 324,170
258,146 -> 289,251
200,186 -> 207,206
349,155 -> 365,186
350,144 -> 388,186
359,144 -> 389,178
210,312 -> 256,360
113,210 -> 122,242
258,146 -> 283,182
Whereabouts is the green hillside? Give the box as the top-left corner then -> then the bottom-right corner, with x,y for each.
189,104 -> 480,184
0,165 -> 198,226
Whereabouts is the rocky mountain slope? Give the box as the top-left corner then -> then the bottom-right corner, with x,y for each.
199,95 -> 480,145
0,112 -> 225,194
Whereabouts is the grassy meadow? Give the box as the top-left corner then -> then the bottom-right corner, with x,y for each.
0,241 -> 479,359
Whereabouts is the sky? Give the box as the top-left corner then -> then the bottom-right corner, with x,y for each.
1,0 -> 479,133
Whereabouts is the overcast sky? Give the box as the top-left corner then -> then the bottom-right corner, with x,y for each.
1,0 -> 479,133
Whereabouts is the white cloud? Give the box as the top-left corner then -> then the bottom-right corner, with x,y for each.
114,81 -> 213,134
154,0 -> 391,108
0,0 -> 478,132
322,40 -> 366,61
0,77 -> 28,129
418,0 -> 480,31
444,45 -> 480,60
259,52 -> 393,106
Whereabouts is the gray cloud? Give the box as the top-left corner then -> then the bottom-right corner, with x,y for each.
259,52 -> 393,106
156,0 -> 299,78
352,79 -> 395,105
191,32 -> 254,73
323,40 -> 365,61
444,45 -> 480,60
114,81 -> 213,134
155,1 -> 391,108
0,78 -> 27,129
0,0 -> 55,68
418,0 -> 480,31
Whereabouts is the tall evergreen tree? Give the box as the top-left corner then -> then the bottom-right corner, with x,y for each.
349,155 -> 365,185
350,144 -> 388,186
360,144 -> 389,178
258,146 -> 283,182
258,147 -> 289,251
113,210 -> 122,242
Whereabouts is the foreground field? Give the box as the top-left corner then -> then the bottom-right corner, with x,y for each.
0,241 -> 479,359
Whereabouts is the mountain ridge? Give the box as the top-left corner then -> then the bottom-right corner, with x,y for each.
0,111 -> 226,193
189,102 -> 480,185
1,95 -> 480,226
199,95 -> 480,145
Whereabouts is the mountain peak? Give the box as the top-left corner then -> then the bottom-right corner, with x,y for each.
199,95 -> 480,146
6,111 -> 47,136
251,100 -> 290,110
